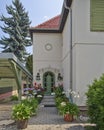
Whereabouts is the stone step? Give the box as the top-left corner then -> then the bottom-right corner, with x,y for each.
41,101 -> 55,105
44,104 -> 56,107
41,101 -> 55,104
40,102 -> 56,107
42,98 -> 55,102
41,99 -> 55,102
40,95 -> 56,107
43,95 -> 55,99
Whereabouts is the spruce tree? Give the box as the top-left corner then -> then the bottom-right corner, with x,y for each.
26,54 -> 33,75
0,0 -> 31,62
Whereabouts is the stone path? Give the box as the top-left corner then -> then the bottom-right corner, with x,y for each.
0,96 -> 95,130
26,96 -> 94,130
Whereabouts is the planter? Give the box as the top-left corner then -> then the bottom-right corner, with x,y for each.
17,119 -> 28,129
64,114 -> 73,122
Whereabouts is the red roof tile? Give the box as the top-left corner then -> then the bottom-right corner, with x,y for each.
32,15 -> 61,29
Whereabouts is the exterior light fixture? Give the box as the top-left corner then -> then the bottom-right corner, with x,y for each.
36,73 -> 40,80
57,73 -> 63,81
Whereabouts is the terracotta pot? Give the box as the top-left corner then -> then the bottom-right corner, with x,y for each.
64,114 -> 73,122
17,119 -> 28,129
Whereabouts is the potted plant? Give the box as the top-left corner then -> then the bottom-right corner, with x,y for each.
12,103 -> 32,129
62,102 -> 79,122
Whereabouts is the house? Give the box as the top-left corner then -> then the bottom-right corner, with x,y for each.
30,0 -> 104,106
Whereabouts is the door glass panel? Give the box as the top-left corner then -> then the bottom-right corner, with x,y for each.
43,72 -> 55,95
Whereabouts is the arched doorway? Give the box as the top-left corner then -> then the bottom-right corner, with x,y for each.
43,71 -> 55,95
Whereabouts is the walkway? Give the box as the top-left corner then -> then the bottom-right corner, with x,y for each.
26,96 -> 89,130
0,96 -> 95,130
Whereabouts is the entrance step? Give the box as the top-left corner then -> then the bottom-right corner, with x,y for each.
41,98 -> 55,102
43,95 -> 55,99
40,95 -> 56,107
44,104 -> 56,107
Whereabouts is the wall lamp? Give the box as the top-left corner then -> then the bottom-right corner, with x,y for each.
57,73 -> 63,81
36,73 -> 40,80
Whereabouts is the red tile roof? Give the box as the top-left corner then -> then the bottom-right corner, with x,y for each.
32,15 -> 61,29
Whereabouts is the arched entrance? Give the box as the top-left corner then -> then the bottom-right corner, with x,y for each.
43,71 -> 55,95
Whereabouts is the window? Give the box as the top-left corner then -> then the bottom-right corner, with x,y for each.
90,0 -> 104,31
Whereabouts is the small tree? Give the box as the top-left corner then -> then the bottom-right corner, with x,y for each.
25,54 -> 33,74
0,0 -> 31,62
86,74 -> 104,130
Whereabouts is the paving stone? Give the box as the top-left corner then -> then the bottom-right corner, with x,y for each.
0,120 -> 14,126
69,125 -> 85,130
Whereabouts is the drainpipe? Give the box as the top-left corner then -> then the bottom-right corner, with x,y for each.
64,0 -> 73,102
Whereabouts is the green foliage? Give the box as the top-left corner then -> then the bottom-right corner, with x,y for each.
86,74 -> 104,130
25,55 -> 33,74
55,96 -> 68,108
36,96 -> 43,104
55,96 -> 79,116
55,97 -> 64,109
62,102 -> 79,116
54,85 -> 79,118
54,86 -> 64,97
10,95 -> 18,101
21,98 -> 38,115
12,103 -> 32,120
84,126 -> 96,130
0,0 -> 31,62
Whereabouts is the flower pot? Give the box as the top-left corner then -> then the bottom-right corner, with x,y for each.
17,119 -> 28,129
64,114 -> 73,122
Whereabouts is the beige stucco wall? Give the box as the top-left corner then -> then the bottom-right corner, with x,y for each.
72,0 -> 104,105
62,13 -> 71,97
73,44 -> 104,105
62,0 -> 104,105
72,0 -> 104,44
33,33 -> 62,86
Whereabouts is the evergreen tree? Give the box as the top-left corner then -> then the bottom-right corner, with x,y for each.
0,0 -> 32,62
26,54 -> 33,75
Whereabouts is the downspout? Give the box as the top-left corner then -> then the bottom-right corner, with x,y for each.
64,0 -> 73,102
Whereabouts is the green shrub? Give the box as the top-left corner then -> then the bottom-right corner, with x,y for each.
10,95 -> 18,101
54,86 -> 64,97
86,74 -> 104,130
84,126 -> 96,130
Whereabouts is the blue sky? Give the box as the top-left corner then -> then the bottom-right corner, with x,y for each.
0,0 -> 64,54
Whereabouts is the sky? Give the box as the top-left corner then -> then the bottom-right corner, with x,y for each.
0,0 -> 64,54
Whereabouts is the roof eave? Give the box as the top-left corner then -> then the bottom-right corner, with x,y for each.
29,28 -> 61,40
59,0 -> 73,31
30,28 -> 61,33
